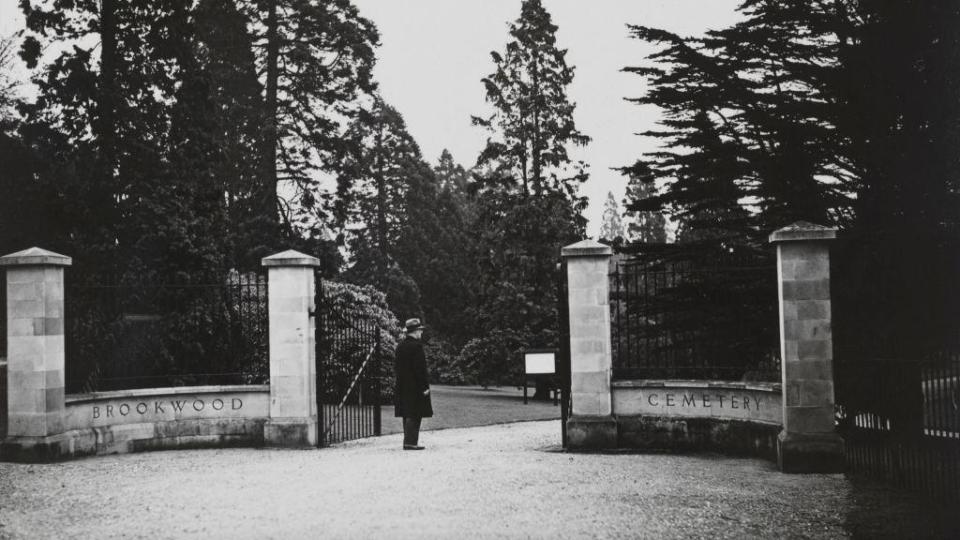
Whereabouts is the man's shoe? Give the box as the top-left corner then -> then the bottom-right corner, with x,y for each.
403,445 -> 425,450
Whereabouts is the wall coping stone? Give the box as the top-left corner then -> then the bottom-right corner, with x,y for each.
612,379 -> 781,393
65,384 -> 270,405
0,247 -> 72,267
261,249 -> 321,268
561,239 -> 613,258
768,221 -> 837,244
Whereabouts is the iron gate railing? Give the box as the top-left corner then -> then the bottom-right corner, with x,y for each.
609,248 -> 779,381
63,271 -> 269,393
314,271 -> 382,447
833,233 -> 960,501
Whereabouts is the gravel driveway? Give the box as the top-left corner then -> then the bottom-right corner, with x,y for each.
0,420 -> 954,539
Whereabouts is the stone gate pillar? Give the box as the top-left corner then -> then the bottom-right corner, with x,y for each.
562,240 -> 616,448
0,247 -> 71,461
770,222 -> 844,472
262,250 -> 321,447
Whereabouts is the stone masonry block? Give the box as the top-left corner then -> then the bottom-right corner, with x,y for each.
8,336 -> 45,362
785,381 -> 802,407
571,392 -> 611,416
10,299 -> 44,319
798,339 -> 832,361
44,369 -> 64,388
782,339 -> 799,362
10,370 -> 46,390
5,268 -> 35,284
568,271 -> 609,290
784,406 -> 834,434
568,305 -> 606,321
271,375 -> 308,398
783,319 -> 831,341
7,282 -> 42,301
784,359 -> 832,381
796,300 -> 830,320
568,288 -> 602,307
779,260 -> 797,281
778,431 -> 844,474
799,380 -> 834,407
781,279 -> 831,301
45,387 -> 65,411
573,338 -> 607,356
7,318 -> 35,337
45,334 -> 65,354
42,267 -> 64,284
42,317 -> 64,336
7,412 -> 49,437
270,349 -> 311,376
569,318 -> 608,338
795,258 -> 830,280
272,324 -> 307,346
271,296 -> 308,314
43,299 -> 63,319
566,415 -> 617,450
571,371 -> 610,394
778,243 -> 828,264
781,300 -> 798,321
569,351 -> 609,374
267,271 -> 310,299
9,387 -> 45,412
787,379 -> 836,408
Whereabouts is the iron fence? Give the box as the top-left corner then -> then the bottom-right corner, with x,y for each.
832,232 -> 960,501
609,251 -> 780,381
835,353 -> 960,501
64,271 -> 269,393
315,272 -> 383,446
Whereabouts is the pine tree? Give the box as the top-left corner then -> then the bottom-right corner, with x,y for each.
193,0 -> 276,269
622,166 -> 666,244
336,98 -> 427,319
472,0 -> 589,199
464,0 -> 589,390
598,192 -> 625,243
252,0 -> 379,241
434,149 -> 470,192
18,1 -> 188,275
0,34 -> 19,124
622,0 -> 960,370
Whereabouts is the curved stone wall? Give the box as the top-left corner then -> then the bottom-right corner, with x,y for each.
611,380 -> 782,459
23,385 -> 270,460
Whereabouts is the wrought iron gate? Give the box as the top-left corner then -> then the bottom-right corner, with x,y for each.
832,235 -> 960,502
314,271 -> 383,447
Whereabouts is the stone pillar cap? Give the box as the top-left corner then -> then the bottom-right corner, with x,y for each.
561,239 -> 613,258
769,221 -> 837,243
0,247 -> 72,267
262,249 -> 321,268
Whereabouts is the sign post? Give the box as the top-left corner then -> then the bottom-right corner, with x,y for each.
522,349 -> 557,405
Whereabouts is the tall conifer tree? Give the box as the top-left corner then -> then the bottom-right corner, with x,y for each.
462,0 -> 587,389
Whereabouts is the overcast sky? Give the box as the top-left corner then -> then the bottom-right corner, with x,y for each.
2,1 -> 744,237
351,0 -> 743,236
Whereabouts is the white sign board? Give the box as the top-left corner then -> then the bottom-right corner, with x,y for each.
524,351 -> 556,375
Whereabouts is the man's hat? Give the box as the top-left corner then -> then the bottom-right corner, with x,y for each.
404,318 -> 426,332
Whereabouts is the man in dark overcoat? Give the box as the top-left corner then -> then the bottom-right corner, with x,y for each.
394,318 -> 432,450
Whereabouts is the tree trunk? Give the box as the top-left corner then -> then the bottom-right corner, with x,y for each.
262,0 -> 280,223
531,50 -> 542,198
96,0 -> 117,259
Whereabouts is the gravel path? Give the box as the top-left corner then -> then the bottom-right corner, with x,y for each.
0,420 -> 954,539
